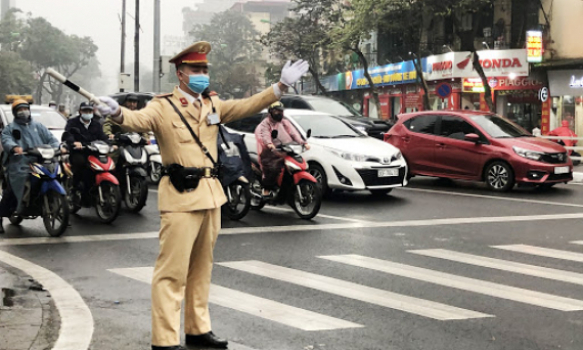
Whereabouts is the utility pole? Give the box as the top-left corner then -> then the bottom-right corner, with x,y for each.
134,0 -> 140,92
153,0 -> 161,93
120,0 -> 126,92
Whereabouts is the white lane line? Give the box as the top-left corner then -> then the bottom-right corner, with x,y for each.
570,240 -> 583,246
0,250 -> 93,350
263,206 -> 370,223
403,187 -> 583,209
108,267 -> 362,331
218,260 -> 491,320
3,212 -> 583,246
494,244 -> 583,263
410,249 -> 583,286
320,254 -> 583,311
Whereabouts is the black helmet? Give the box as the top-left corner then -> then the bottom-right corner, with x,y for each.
268,101 -> 284,113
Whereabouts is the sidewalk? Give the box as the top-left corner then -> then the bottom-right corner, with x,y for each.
574,164 -> 583,183
0,263 -> 58,350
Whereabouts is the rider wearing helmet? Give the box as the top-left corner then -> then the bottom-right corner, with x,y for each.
254,101 -> 310,196
0,100 -> 62,233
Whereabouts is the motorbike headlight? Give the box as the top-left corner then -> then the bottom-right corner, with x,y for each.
513,146 -> 543,161
285,159 -> 302,172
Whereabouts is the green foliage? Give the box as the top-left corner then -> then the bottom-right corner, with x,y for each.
0,51 -> 35,97
189,10 -> 262,98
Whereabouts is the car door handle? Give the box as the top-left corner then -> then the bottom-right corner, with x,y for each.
436,143 -> 445,148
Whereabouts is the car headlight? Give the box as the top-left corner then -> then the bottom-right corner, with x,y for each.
513,146 -> 543,161
391,151 -> 403,162
324,147 -> 368,162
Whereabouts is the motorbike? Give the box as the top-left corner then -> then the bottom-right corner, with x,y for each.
145,136 -> 162,184
63,129 -> 122,223
218,126 -> 251,221
549,121 -> 581,166
3,144 -> 69,237
115,133 -> 149,212
250,130 -> 322,220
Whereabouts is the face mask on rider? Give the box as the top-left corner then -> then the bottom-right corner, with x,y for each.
16,110 -> 31,120
81,113 -> 93,121
180,70 -> 210,94
270,111 -> 283,122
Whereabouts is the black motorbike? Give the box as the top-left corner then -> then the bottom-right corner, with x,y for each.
115,133 -> 149,213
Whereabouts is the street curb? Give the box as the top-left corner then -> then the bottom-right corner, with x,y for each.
574,172 -> 583,183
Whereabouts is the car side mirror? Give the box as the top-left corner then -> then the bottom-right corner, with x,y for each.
464,133 -> 481,143
271,130 -> 278,139
306,129 -> 312,139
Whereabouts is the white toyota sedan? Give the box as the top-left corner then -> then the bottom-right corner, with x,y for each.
225,109 -> 408,196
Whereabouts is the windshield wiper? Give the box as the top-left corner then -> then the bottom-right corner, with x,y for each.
330,135 -> 358,138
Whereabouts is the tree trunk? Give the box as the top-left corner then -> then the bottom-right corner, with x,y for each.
413,45 -> 430,110
36,71 -> 47,104
308,67 -> 329,96
354,47 -> 381,118
472,51 -> 495,112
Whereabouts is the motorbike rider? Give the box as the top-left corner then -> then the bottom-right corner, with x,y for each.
103,94 -> 150,144
254,101 -> 310,197
63,101 -> 112,194
0,99 -> 62,233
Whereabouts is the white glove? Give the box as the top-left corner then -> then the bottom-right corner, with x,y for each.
280,60 -> 310,86
96,96 -> 120,116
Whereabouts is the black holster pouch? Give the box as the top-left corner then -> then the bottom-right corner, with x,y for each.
164,164 -> 200,193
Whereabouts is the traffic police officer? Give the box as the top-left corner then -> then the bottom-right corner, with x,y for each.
95,41 -> 309,350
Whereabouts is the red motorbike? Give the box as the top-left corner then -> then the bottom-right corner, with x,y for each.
63,132 -> 122,224
549,121 -> 581,166
250,130 -> 321,220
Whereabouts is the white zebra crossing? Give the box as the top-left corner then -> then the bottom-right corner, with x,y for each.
108,267 -> 363,331
319,254 -> 583,311
493,244 -> 583,263
410,249 -> 583,286
217,260 -> 492,320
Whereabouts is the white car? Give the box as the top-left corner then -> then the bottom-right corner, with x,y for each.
225,109 -> 408,196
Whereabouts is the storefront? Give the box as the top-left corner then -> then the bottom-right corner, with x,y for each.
548,70 -> 583,135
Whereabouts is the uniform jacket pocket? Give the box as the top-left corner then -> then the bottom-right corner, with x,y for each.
172,121 -> 194,143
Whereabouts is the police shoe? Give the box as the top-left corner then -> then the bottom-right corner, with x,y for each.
185,332 -> 228,348
152,346 -> 186,350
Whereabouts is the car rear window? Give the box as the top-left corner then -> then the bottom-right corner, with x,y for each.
404,115 -> 438,135
225,114 -> 264,133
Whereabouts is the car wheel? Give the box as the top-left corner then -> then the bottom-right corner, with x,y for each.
485,161 -> 515,192
308,163 -> 330,197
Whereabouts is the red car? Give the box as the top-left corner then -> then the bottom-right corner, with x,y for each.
384,111 -> 573,191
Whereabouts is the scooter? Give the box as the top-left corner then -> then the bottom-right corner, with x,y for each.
145,138 -> 162,184
3,144 -> 69,237
549,121 -> 581,166
115,133 -> 149,213
64,129 -> 122,223
250,130 -> 322,220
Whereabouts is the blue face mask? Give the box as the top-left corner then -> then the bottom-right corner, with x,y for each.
81,113 -> 93,121
184,73 -> 210,94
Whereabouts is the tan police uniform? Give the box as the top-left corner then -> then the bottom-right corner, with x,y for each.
116,41 -> 279,347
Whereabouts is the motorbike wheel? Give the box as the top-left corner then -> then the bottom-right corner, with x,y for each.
42,191 -> 69,237
291,180 -> 322,220
65,178 -> 81,214
96,182 -> 122,224
222,181 -> 251,221
572,151 -> 581,166
9,215 -> 23,226
250,177 -> 266,211
124,176 -> 148,213
150,162 -> 162,184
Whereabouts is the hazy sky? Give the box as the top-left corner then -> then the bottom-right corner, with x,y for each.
14,0 -> 202,92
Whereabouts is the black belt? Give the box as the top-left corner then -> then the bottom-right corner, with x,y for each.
162,164 -> 220,193
162,166 -> 219,179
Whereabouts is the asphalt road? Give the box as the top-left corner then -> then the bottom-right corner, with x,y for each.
2,177 -> 583,350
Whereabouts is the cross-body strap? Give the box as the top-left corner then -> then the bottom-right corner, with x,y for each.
164,96 -> 217,166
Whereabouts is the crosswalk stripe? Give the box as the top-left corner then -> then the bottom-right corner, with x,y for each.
410,249 -> 583,286
570,240 -> 583,247
319,255 -> 583,311
108,267 -> 362,331
493,244 -> 583,263
217,260 -> 492,320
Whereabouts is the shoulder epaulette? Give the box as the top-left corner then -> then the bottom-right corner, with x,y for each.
209,91 -> 218,97
155,93 -> 173,98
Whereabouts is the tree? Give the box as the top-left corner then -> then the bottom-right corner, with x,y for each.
189,10 -> 262,98
0,8 -> 25,52
0,51 -> 35,97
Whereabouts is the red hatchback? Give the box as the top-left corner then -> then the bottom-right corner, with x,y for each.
385,111 -> 573,191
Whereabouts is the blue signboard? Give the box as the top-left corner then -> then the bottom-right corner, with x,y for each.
344,59 -> 426,91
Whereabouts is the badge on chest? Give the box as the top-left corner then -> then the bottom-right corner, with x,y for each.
207,113 -> 220,125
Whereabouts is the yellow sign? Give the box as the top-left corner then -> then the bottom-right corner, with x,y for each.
356,70 -> 417,87
526,31 -> 543,63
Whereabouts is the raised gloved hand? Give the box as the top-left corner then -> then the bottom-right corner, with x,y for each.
280,60 -> 310,87
96,96 -> 120,117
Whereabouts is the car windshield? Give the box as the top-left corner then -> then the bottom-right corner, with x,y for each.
470,114 -> 531,138
306,98 -> 362,117
2,106 -> 67,129
291,114 -> 362,138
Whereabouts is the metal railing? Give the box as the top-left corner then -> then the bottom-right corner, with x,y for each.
541,136 -> 583,161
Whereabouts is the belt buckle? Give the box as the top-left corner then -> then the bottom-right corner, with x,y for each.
204,167 -> 211,178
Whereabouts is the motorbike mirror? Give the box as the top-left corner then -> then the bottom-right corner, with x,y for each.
11,129 -> 21,140
306,129 -> 312,139
271,130 -> 278,139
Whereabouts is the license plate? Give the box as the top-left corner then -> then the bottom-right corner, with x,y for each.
378,168 -> 399,177
554,166 -> 570,174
